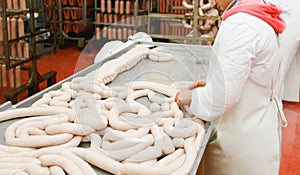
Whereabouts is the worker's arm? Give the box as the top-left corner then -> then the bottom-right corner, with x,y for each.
189,18 -> 259,121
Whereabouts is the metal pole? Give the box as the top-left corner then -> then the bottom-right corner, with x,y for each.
1,0 -> 11,69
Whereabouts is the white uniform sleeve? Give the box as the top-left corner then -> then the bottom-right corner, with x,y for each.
190,19 -> 259,121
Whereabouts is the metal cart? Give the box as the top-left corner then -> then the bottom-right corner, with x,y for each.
0,41 -> 213,175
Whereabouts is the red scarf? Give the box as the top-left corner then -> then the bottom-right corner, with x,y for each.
222,0 -> 286,34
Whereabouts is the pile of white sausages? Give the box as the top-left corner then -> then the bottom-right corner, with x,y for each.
0,44 -> 206,175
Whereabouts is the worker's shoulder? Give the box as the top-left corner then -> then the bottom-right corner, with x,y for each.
223,12 -> 274,35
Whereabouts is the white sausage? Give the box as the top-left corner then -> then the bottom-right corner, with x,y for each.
0,106 -> 76,122
49,166 -> 66,175
126,81 -> 178,98
148,49 -> 175,62
102,127 -> 150,142
148,91 -> 173,104
70,147 -> 122,175
45,122 -> 95,136
171,138 -> 197,175
40,154 -> 84,175
98,134 -> 153,161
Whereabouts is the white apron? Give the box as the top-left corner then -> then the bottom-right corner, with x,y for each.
200,79 -> 286,175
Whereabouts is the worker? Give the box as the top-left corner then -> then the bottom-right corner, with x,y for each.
267,0 -> 300,103
175,0 -> 287,174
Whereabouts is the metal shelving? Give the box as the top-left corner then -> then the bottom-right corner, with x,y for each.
0,0 -> 57,104
147,0 -> 221,44
53,0 -> 94,49
93,0 -> 148,42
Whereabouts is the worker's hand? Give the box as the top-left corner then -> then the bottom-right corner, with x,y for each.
188,79 -> 206,90
175,89 -> 192,109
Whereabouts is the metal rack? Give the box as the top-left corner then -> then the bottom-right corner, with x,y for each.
55,0 -> 94,49
147,0 -> 221,44
0,0 -> 57,104
93,0 -> 148,43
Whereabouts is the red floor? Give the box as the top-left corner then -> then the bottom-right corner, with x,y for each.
281,101 -> 300,175
0,43 -> 299,174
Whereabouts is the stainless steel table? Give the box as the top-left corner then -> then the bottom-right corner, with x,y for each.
0,42 -> 213,175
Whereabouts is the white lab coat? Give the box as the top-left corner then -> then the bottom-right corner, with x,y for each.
190,13 -> 282,174
267,0 -> 300,102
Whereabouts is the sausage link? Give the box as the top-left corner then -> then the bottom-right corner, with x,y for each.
125,0 -> 130,14
12,0 -> 18,9
18,18 -> 25,38
117,27 -> 122,40
102,26 -> 107,38
96,13 -> 101,23
101,0 -> 105,13
10,43 -> 17,57
96,27 -> 101,40
20,0 -> 26,10
7,18 -> 11,40
112,27 -> 116,39
15,66 -> 21,87
0,17 -> 3,41
9,68 -> 14,87
119,0 -> 124,14
7,0 -> 13,9
114,0 -> 119,14
11,18 -> 17,39
23,42 -> 29,58
1,64 -> 7,87
107,0 -> 112,13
